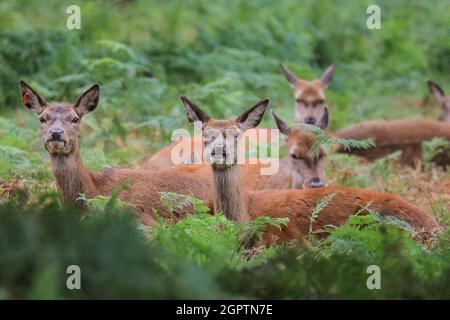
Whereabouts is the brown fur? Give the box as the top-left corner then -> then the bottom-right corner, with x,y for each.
249,187 -> 439,244
213,162 -> 439,245
336,119 -> 450,166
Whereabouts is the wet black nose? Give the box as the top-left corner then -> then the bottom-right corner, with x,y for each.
309,178 -> 324,188
305,117 -> 316,125
211,144 -> 227,156
50,129 -> 63,140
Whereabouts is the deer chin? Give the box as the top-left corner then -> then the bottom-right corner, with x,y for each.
46,140 -> 70,155
208,155 -> 235,169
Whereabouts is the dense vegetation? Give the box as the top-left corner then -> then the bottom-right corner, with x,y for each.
0,0 -> 449,299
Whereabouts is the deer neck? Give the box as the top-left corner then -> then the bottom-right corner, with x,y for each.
211,165 -> 249,223
50,147 -> 96,206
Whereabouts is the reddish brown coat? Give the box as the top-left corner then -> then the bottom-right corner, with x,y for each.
336,119 -> 450,166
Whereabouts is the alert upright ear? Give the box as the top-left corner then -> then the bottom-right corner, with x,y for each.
236,99 -> 269,131
19,80 -> 47,114
271,110 -> 291,137
427,80 -> 445,102
317,107 -> 329,130
181,95 -> 211,126
319,64 -> 335,88
279,64 -> 299,88
74,84 -> 100,116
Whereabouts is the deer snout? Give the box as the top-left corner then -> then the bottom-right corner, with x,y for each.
308,177 -> 325,188
211,144 -> 227,156
49,129 -> 64,140
305,116 -> 316,125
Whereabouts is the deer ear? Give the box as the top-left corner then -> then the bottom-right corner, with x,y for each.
271,110 -> 290,137
427,80 -> 445,102
279,64 -> 299,88
75,84 -> 100,116
319,64 -> 335,88
237,99 -> 269,131
317,107 -> 329,130
181,95 -> 210,125
19,80 -> 47,114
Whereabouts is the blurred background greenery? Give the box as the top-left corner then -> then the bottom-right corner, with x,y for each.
0,0 -> 450,299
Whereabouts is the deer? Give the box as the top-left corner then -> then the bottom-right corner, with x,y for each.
279,63 -> 335,127
19,80 -> 223,224
335,80 -> 450,167
270,111 -> 327,189
248,111 -> 328,190
180,95 -> 439,245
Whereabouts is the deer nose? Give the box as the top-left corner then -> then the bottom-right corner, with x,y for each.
49,129 -> 63,140
305,117 -> 316,125
211,144 -> 227,156
309,178 -> 324,188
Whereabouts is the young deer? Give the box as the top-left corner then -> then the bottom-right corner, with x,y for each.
335,80 -> 450,166
20,81 -> 218,224
181,96 -> 439,244
279,63 -> 334,127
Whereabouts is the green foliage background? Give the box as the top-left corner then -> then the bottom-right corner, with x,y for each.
0,0 -> 449,299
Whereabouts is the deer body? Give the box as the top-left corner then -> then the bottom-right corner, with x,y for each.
50,149 -> 214,223
336,119 -> 450,166
180,96 -> 439,245
335,81 -> 450,166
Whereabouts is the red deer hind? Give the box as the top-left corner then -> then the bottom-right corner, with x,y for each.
180,95 -> 439,244
19,80 -> 220,223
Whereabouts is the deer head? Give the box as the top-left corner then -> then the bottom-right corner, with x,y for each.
428,80 -> 450,123
181,95 -> 269,169
272,111 -> 327,189
19,80 -> 100,156
280,63 -> 334,129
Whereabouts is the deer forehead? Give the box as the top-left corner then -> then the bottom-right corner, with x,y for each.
288,129 -> 325,157
204,119 -> 240,132
295,80 -> 325,102
41,104 -> 78,119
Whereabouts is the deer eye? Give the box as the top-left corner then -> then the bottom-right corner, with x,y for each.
39,117 -> 46,124
71,117 -> 79,124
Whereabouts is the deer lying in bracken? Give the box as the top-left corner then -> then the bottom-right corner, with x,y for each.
279,63 -> 335,127
250,111 -> 327,189
335,81 -> 450,166
180,96 -> 439,244
19,81 -> 221,224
